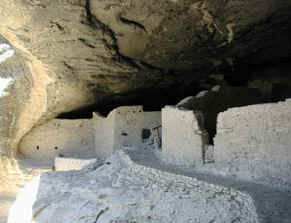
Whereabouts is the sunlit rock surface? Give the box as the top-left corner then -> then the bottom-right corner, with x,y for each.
8,151 -> 258,223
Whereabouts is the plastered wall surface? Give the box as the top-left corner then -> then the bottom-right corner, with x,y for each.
93,112 -> 115,158
162,106 -> 208,166
214,99 -> 291,187
94,106 -> 161,158
19,119 -> 95,162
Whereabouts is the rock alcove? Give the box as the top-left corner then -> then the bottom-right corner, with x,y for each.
1,0 -> 291,158
1,1 -> 291,222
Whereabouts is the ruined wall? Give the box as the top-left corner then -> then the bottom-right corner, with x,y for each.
94,106 -> 161,157
162,106 -> 208,166
93,112 -> 115,158
214,99 -> 291,187
54,157 -> 97,171
19,119 -> 95,163
113,106 -> 161,151
177,86 -> 263,142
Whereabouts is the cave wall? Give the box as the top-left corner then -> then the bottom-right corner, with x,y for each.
19,119 -> 95,163
0,0 -> 291,159
0,37 -> 34,158
0,1 -> 159,158
214,99 -> 291,187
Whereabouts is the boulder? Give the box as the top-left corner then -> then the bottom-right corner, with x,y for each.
8,151 -> 259,223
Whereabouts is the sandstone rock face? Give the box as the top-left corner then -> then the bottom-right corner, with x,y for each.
89,0 -> 291,70
8,151 -> 259,223
0,37 -> 32,157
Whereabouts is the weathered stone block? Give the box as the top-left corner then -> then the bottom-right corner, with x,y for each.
54,157 -> 96,171
8,151 -> 259,223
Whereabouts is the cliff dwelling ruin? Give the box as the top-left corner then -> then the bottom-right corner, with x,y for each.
1,0 -> 291,222
16,85 -> 291,190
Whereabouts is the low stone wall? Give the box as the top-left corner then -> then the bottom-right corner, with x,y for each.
214,99 -> 291,187
161,106 -> 208,166
54,157 -> 96,171
19,119 -> 95,163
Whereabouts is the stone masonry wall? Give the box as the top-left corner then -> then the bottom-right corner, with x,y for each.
19,119 -> 95,163
214,99 -> 291,187
113,106 -> 161,151
94,106 -> 161,158
162,106 -> 208,166
93,112 -> 115,159
177,86 -> 263,143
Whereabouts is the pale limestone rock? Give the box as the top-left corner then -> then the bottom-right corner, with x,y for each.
8,151 -> 259,223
